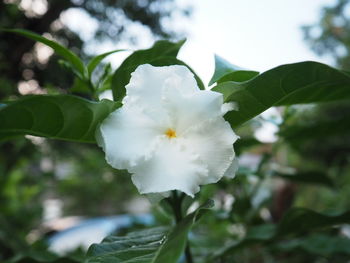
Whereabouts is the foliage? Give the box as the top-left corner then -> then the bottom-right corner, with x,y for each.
302,0 -> 350,70
1,8 -> 350,262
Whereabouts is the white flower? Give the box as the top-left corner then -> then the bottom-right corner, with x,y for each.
97,64 -> 238,197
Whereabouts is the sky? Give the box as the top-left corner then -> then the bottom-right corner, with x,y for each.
62,0 -> 336,85
177,0 -> 336,84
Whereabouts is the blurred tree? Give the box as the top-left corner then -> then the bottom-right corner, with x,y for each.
0,1 -> 190,260
0,0 -> 189,99
303,0 -> 350,70
277,0 -> 350,214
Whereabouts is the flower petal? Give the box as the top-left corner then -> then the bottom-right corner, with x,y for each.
123,64 -> 198,120
130,138 -> 208,197
224,158 -> 239,179
183,118 -> 239,184
98,106 -> 163,170
162,87 -> 224,134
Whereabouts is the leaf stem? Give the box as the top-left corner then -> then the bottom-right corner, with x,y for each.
168,191 -> 194,263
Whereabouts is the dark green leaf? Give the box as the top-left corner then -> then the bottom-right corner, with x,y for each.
279,113 -> 350,142
276,208 -> 350,237
209,224 -> 276,261
209,55 -> 257,85
0,95 -> 119,143
152,200 -> 213,263
213,61 -> 350,128
276,233 -> 350,257
210,208 -> 350,261
3,29 -> 86,78
97,63 -> 113,91
234,137 -> 262,155
87,200 -> 213,263
272,171 -> 334,187
87,49 -> 125,77
111,39 -> 186,101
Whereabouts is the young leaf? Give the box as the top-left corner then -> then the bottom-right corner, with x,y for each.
3,29 -> 86,78
209,55 -> 258,85
111,39 -> 186,101
0,95 -> 119,143
86,200 -> 213,263
213,61 -> 350,128
87,49 -> 125,78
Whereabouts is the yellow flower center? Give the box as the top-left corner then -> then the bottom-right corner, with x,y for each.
165,128 -> 177,139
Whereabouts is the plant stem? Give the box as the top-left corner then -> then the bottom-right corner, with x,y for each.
168,191 -> 194,263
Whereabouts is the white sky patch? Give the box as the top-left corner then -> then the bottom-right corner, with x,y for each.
177,0 -> 335,84
60,8 -> 99,41
20,0 -> 48,17
254,107 -> 282,143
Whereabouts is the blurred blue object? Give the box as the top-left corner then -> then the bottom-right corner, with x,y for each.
47,214 -> 153,255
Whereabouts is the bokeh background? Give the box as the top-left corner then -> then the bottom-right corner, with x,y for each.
1,0 -> 350,262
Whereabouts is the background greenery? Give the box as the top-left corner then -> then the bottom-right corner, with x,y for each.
1,0 -> 350,262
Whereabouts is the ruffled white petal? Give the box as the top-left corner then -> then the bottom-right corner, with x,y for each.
123,64 -> 198,120
98,106 -> 163,170
162,86 -> 224,134
130,138 -> 208,197
183,118 -> 239,184
98,64 -> 239,199
221,102 -> 238,115
223,157 -> 239,179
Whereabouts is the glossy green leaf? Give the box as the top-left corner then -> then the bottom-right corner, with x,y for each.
87,49 -> 125,77
216,70 -> 259,84
272,171 -> 334,187
209,55 -> 258,85
87,200 -> 213,263
213,61 -> 350,128
111,39 -> 186,101
0,95 -> 119,143
3,29 -> 86,78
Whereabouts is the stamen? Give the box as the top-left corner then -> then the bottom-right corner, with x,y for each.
165,128 -> 177,139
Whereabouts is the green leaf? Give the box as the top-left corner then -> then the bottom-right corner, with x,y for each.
213,61 -> 350,128
0,95 -> 119,143
87,49 -> 125,78
152,200 -> 213,263
234,137 -> 262,155
210,208 -> 350,260
3,29 -> 86,78
209,224 -> 276,261
276,208 -> 350,237
216,70 -> 259,84
276,233 -> 350,257
111,39 -> 186,101
279,113 -> 350,142
272,171 -> 334,187
209,55 -> 258,85
87,200 -> 213,263
97,63 -> 113,92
